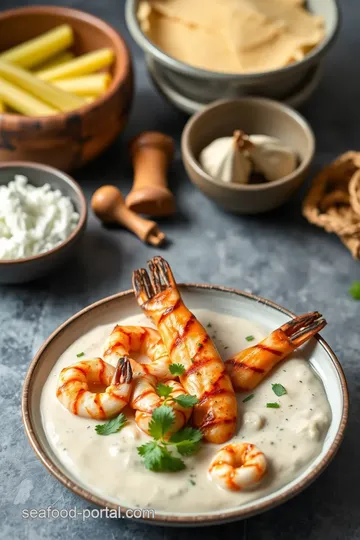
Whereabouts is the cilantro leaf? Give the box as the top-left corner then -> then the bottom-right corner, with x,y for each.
137,442 -> 185,472
76,352 -> 85,358
137,441 -> 165,471
169,427 -> 202,456
173,394 -> 199,408
272,383 -> 287,397
242,394 -> 254,403
148,406 -> 175,440
169,363 -> 186,376
245,335 -> 255,342
349,281 -> 360,300
156,383 -> 173,398
266,402 -> 280,409
158,447 -> 186,472
95,412 -> 127,435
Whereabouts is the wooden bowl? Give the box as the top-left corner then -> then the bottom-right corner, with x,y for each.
0,6 -> 133,171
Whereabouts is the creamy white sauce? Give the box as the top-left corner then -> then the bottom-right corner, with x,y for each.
41,310 -> 331,513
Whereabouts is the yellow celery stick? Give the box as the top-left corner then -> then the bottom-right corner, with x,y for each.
0,25 -> 73,69
53,73 -> 112,96
33,51 -> 75,73
0,60 -> 85,112
37,48 -> 114,81
0,76 -> 57,116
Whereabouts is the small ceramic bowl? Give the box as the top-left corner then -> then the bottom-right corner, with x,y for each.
126,0 -> 339,109
181,98 -> 315,214
0,162 -> 87,284
0,6 -> 133,171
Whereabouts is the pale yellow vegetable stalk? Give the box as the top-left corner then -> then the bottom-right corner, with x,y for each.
37,48 -> 114,81
0,25 -> 73,69
33,51 -> 75,73
0,60 -> 85,112
53,73 -> 112,96
0,76 -> 57,116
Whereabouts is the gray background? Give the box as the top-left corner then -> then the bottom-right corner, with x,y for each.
0,1 -> 359,538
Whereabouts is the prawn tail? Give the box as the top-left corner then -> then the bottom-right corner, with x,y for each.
112,356 -> 133,385
132,256 -> 178,307
282,312 -> 327,347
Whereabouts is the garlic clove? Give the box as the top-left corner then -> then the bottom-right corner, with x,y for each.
199,131 -> 251,184
248,134 -> 297,182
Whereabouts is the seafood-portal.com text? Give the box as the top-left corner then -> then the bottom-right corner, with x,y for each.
21,506 -> 156,520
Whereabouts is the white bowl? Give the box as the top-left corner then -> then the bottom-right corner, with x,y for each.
22,285 -> 348,526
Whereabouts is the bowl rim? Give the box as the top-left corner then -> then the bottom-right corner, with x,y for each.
0,161 -> 87,265
0,5 -> 132,123
125,0 -> 341,80
22,284 -> 349,526
181,97 -> 316,192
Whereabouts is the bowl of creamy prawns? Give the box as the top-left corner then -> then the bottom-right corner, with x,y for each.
22,257 -> 348,526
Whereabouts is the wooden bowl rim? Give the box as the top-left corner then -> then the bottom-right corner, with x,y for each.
0,5 -> 132,125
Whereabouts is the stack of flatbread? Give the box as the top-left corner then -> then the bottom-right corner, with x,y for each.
138,0 -> 325,73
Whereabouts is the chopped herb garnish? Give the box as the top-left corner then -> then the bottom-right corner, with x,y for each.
242,394 -> 254,403
137,406 -> 202,472
245,335 -> 255,342
76,352 -> 85,358
207,323 -> 212,328
272,383 -> 287,397
349,281 -> 360,300
156,383 -> 173,398
156,383 -> 198,409
197,342 -> 203,348
173,394 -> 199,408
169,363 -> 186,376
266,402 -> 280,409
95,412 -> 127,435
189,479 -> 196,486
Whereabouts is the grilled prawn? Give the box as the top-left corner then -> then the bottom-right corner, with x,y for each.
225,312 -> 327,391
132,256 -> 237,444
56,357 -> 133,419
130,361 -> 192,435
104,325 -> 173,380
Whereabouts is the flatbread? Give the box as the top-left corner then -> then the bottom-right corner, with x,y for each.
138,0 -> 325,73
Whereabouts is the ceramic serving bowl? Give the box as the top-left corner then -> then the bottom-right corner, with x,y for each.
22,285 -> 348,526
0,6 -> 133,171
126,0 -> 339,110
181,98 -> 315,214
0,162 -> 87,284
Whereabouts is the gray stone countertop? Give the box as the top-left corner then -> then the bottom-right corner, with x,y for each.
0,1 -> 359,538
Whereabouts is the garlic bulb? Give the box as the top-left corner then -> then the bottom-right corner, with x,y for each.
248,134 -> 297,182
199,131 -> 252,184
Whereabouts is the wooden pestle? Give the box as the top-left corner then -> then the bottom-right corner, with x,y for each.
91,185 -> 166,246
126,131 -> 176,217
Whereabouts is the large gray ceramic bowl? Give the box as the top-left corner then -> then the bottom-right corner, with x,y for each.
0,162 -> 87,284
126,0 -> 340,110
